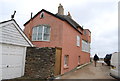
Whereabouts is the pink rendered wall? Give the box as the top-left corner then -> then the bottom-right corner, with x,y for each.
24,11 -> 90,74
61,22 -> 90,74
24,11 -> 63,48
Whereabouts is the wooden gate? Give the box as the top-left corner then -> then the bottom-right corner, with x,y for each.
54,47 -> 62,76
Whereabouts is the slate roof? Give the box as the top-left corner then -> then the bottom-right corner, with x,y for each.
56,14 -> 82,29
24,9 -> 83,34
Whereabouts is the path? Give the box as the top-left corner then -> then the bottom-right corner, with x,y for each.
60,62 -> 115,79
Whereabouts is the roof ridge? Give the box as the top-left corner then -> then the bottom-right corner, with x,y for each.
0,19 -> 13,24
24,9 -> 83,34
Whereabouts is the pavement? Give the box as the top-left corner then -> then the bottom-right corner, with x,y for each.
60,62 -> 115,79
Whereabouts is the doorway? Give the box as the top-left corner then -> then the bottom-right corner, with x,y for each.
54,47 -> 62,76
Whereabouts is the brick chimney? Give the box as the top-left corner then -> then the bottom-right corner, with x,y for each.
58,4 -> 64,15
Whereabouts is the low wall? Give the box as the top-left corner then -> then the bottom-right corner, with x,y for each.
24,47 -> 56,79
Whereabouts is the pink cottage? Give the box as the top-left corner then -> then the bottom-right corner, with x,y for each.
24,4 -> 91,75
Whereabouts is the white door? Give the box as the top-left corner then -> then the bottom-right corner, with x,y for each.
2,43 -> 25,79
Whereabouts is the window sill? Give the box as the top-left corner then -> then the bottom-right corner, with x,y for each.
82,51 -> 90,53
64,65 -> 69,69
77,46 -> 80,47
78,63 -> 80,65
32,40 -> 50,42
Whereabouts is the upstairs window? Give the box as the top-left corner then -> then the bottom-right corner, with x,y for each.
40,12 -> 44,18
32,25 -> 50,41
76,35 -> 80,46
84,30 -> 87,35
82,40 -> 90,53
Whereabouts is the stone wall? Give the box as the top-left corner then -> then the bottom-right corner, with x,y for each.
24,47 -> 56,79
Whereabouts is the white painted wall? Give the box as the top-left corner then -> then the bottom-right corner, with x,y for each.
0,44 -> 2,81
0,23 -> 2,81
0,23 -> 30,46
0,20 -> 33,80
21,47 -> 27,76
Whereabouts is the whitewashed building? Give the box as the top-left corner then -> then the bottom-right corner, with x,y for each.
0,19 -> 33,80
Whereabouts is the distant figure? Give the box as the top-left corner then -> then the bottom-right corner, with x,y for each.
93,54 -> 99,67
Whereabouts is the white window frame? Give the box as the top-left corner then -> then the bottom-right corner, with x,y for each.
42,26 -> 45,40
40,12 -> 44,18
82,40 -> 90,53
76,35 -> 80,46
78,56 -> 80,64
32,25 -> 50,41
64,55 -> 69,66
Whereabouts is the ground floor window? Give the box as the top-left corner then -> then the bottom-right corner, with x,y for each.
78,56 -> 80,64
64,55 -> 69,66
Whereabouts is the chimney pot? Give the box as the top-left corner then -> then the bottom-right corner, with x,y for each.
67,12 -> 72,18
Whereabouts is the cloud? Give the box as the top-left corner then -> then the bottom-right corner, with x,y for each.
0,0 -> 118,58
74,1 -> 118,58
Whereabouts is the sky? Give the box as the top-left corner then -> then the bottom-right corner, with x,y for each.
0,0 -> 118,58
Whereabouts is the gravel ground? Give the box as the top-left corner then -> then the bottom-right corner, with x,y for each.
60,62 -> 115,79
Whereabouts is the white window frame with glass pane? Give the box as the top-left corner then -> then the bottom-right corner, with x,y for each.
32,25 -> 50,41
82,40 -> 90,53
76,35 -> 80,46
64,55 -> 69,67
40,12 -> 44,18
